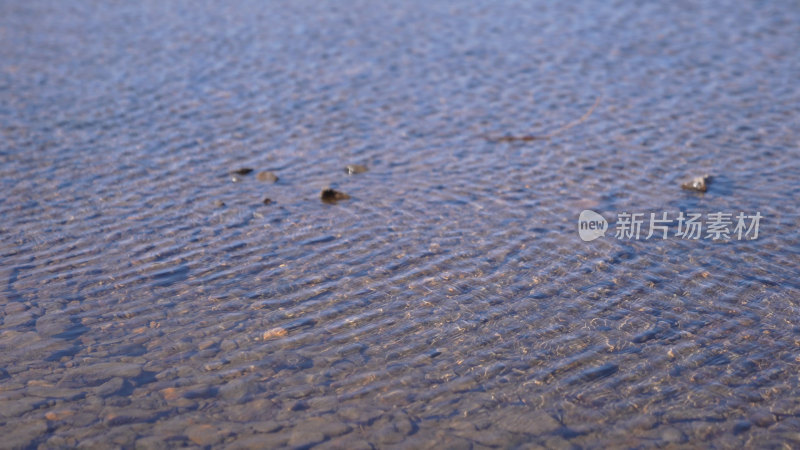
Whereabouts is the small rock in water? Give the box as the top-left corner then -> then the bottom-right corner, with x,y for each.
660,426 -> 687,443
681,174 -> 711,192
231,168 -> 254,175
262,198 -> 272,205
321,188 -> 350,203
345,164 -> 368,174
214,200 -> 226,208
732,420 -> 752,434
186,424 -> 225,446
257,171 -> 279,182
263,327 -> 288,340
288,430 -> 325,448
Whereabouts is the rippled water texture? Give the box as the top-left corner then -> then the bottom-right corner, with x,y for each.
2,1 -> 800,448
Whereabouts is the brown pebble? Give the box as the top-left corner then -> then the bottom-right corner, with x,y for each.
257,171 -> 279,182
263,327 -> 288,340
345,164 -> 368,174
262,198 -> 272,205
45,410 -> 75,421
160,387 -> 179,401
681,174 -> 711,192
186,424 -> 225,446
231,168 -> 254,175
321,188 -> 350,203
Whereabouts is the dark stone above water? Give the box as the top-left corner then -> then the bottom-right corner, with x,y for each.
681,174 -> 711,192
231,168 -> 254,176
262,198 -> 272,205
321,188 -> 350,203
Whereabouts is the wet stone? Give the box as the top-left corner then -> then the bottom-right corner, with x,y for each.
219,377 -> 260,403
495,408 -> 561,435
448,375 -> 479,393
377,389 -> 411,405
544,436 -> 579,450
135,436 -> 172,450
66,362 -> 143,385
288,429 -> 325,448
4,302 -> 27,314
316,436 -> 373,450
44,409 -> 75,421
197,337 -> 220,351
370,412 -> 415,444
293,416 -> 352,438
256,171 -> 279,182
229,432 -> 290,449
345,164 -> 368,174
627,413 -> 658,431
681,174 -> 711,192
226,398 -> 277,422
338,405 -> 382,423
35,313 -> 85,339
66,411 -> 97,428
220,339 -> 238,351
307,395 -> 339,413
321,188 -> 350,203
262,327 -> 288,340
277,400 -> 309,419
447,420 -> 477,433
231,168 -> 254,176
250,420 -> 282,433
186,424 -> 225,446
576,363 -> 618,382
262,197 -> 272,205
214,200 -> 226,208
688,421 -> 719,440
103,408 -> 157,426
45,435 -> 77,448
3,310 -> 35,327
27,385 -> 85,401
104,395 -> 133,408
660,426 -> 687,443
423,432 -> 473,450
751,410 -> 776,428
733,420 -> 752,434
374,423 -> 408,445
93,377 -> 128,397
468,427 -> 516,447
1,397 -> 42,418
182,385 -> 218,399
5,419 -> 48,449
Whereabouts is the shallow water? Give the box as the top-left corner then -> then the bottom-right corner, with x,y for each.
2,0 -> 800,448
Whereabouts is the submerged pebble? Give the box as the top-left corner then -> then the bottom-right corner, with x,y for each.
681,174 -> 711,192
257,171 -> 279,182
345,164 -> 368,175
263,327 -> 288,340
321,188 -> 351,203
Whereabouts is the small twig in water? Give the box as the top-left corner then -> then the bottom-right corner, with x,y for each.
483,96 -> 601,143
